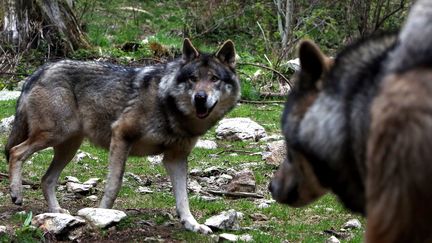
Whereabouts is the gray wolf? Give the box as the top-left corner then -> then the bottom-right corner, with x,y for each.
5,38 -> 240,234
269,0 -> 432,241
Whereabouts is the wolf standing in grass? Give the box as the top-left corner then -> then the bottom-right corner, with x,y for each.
270,0 -> 432,241
5,39 -> 239,234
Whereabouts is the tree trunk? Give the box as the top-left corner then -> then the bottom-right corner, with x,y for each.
2,0 -> 89,53
275,0 -> 293,48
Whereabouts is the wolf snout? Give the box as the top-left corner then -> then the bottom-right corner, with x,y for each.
194,91 -> 216,119
194,91 -> 207,104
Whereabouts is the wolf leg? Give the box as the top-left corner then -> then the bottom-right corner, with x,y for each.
163,151 -> 212,234
42,135 -> 83,213
8,133 -> 52,205
99,135 -> 130,208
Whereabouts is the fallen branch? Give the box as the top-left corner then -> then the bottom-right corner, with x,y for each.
206,190 -> 264,199
0,173 -> 40,188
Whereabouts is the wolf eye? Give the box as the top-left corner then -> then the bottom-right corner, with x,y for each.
211,75 -> 219,82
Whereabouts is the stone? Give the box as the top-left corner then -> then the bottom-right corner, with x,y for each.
204,209 -> 242,230
148,154 -> 163,164
73,151 -> 98,163
226,169 -> 256,193
286,57 -> 300,71
32,213 -> 85,235
188,180 -> 202,193
0,225 -> 7,235
65,176 -> 81,183
263,140 -> 286,166
196,139 -> 218,149
260,134 -> 284,142
203,166 -> 223,176
77,208 -> 127,228
219,233 -> 238,242
66,182 -> 93,194
342,219 -> 362,229
326,236 -> 341,243
137,186 -> 154,194
250,213 -> 268,221
190,168 -> 204,176
0,91 -> 20,100
86,195 -> 98,202
83,178 -> 100,186
215,118 -> 267,141
0,115 -> 14,135
239,234 -> 253,242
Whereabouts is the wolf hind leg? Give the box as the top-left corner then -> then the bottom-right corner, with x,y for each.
8,132 -> 53,205
42,135 -> 83,213
163,151 -> 212,234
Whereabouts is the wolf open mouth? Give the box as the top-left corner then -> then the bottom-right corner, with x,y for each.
196,101 -> 218,119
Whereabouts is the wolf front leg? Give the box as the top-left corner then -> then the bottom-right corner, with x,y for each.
163,150 -> 212,234
100,134 -> 131,209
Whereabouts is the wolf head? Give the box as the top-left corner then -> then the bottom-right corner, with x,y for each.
159,39 -> 240,134
269,40 -> 333,206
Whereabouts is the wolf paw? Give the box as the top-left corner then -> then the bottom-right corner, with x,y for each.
182,218 -> 213,234
10,187 -> 23,206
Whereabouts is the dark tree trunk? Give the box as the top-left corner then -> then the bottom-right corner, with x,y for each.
1,0 -> 89,53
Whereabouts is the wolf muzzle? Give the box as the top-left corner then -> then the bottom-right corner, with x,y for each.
194,91 -> 217,119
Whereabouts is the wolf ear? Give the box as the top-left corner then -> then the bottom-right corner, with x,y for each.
298,40 -> 331,89
216,40 -> 236,69
182,38 -> 199,62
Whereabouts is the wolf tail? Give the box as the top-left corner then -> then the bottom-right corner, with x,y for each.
4,100 -> 28,163
387,0 -> 432,72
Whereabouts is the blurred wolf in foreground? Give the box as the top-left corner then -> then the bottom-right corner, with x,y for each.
270,0 -> 432,241
5,39 -> 240,234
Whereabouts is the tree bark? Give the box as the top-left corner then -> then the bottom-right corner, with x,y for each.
2,0 -> 89,53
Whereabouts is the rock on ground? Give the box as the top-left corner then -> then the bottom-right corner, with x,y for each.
204,209 -> 243,230
195,139 -> 218,149
0,91 -> 20,101
32,213 -> 85,235
326,236 -> 341,243
342,219 -> 362,229
77,208 -> 127,228
263,140 -> 286,166
215,118 -> 267,141
0,115 -> 14,135
225,169 -> 256,193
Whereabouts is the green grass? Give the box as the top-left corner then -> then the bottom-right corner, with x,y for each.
0,99 -> 365,242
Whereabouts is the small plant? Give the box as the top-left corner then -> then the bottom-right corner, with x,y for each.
13,212 -> 44,243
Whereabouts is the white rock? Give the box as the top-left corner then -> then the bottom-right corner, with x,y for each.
239,234 -> 253,242
77,208 -> 127,228
188,180 -> 202,193
73,151 -> 98,163
66,182 -> 93,193
343,218 -> 362,229
32,213 -> 85,235
326,236 -> 341,243
148,155 -> 163,164
83,178 -> 101,186
219,233 -> 238,242
215,118 -> 267,141
137,186 -> 154,194
260,134 -> 284,142
257,202 -> 270,209
285,57 -> 301,71
0,115 -> 14,134
0,225 -> 7,235
65,176 -> 81,183
0,91 -> 20,101
204,209 -> 242,230
86,195 -> 98,202
195,139 -> 218,149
